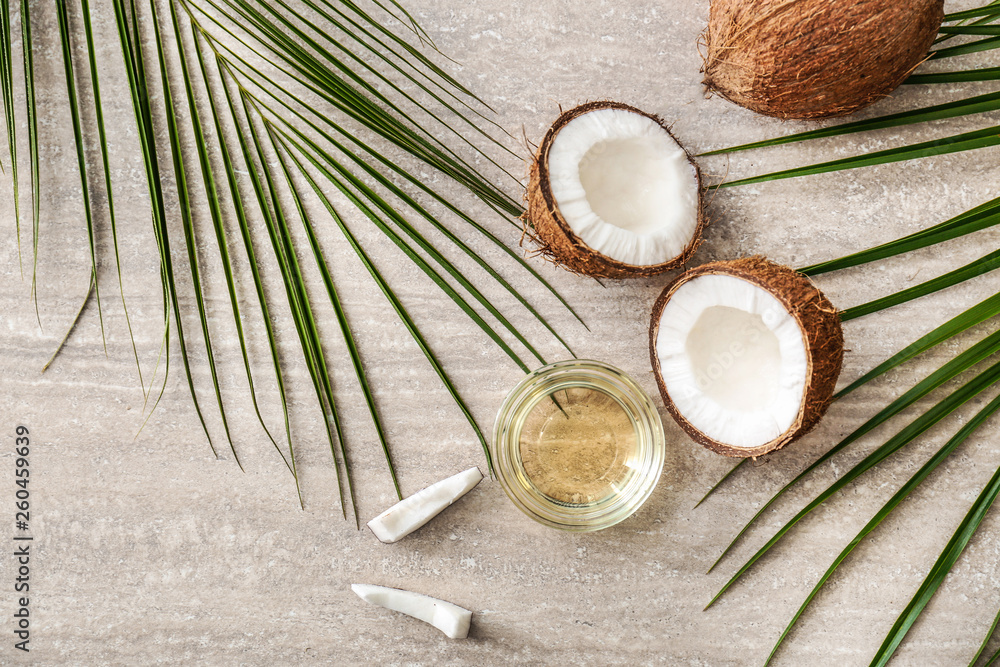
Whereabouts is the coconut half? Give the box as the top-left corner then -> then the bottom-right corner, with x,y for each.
649,257 -> 843,458
526,101 -> 704,278
702,0 -> 945,119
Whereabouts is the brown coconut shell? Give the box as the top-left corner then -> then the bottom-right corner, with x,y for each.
524,101 -> 705,279
702,0 -> 945,120
649,256 -> 843,458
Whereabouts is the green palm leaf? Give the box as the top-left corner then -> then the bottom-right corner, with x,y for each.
800,196 -> 1000,276
699,92 -> 1000,157
0,0 -> 16,232
703,7 -> 1000,660
869,451 -> 1000,667
907,66 -> 1000,84
707,326 -> 1000,575
0,0 -> 580,516
708,356 -> 1000,608
188,25 -> 299,491
762,390 -> 1000,665
838,248 -> 1000,322
945,4 -> 1000,22
972,607 -> 1000,667
55,0 -> 106,349
715,125 -> 1000,189
932,34 -> 1000,59
21,0 -> 39,312
278,136 -> 493,470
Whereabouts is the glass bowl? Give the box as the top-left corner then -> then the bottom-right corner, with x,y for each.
492,360 -> 665,532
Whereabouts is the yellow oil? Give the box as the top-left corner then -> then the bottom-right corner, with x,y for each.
518,386 -> 638,505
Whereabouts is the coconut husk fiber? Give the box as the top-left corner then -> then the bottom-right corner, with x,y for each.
649,256 -> 844,459
702,0 -> 945,119
524,101 -> 705,279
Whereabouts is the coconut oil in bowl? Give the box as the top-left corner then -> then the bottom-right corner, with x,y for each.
493,360 -> 665,531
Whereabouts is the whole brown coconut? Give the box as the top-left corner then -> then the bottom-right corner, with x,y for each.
649,256 -> 843,459
525,101 -> 705,279
702,0 -> 945,119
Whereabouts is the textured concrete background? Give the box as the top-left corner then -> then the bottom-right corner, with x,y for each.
2,0 -> 1000,664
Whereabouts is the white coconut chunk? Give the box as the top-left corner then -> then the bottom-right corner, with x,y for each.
367,467 -> 483,543
352,584 -> 472,639
546,107 -> 699,266
655,274 -> 808,449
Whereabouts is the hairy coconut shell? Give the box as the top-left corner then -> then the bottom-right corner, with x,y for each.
702,0 -> 945,119
525,101 -> 705,279
649,256 -> 843,458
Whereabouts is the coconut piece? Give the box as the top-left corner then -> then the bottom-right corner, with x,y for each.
367,467 -> 483,543
702,0 -> 944,119
351,584 -> 472,639
649,256 -> 842,458
525,101 -> 704,278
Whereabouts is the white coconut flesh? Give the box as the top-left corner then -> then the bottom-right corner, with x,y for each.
352,584 -> 472,639
655,274 -> 809,449
546,108 -> 700,266
367,467 -> 483,544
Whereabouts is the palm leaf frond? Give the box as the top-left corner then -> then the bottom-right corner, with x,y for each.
55,0 -> 106,349
709,356 -> 1000,607
706,325 -> 1000,576
21,0 -> 39,312
763,389 -> 1000,666
0,0 -> 579,516
0,0 -> 16,218
870,449 -> 1000,667
716,125 -> 1000,189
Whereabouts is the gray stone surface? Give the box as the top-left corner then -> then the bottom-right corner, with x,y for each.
2,0 -> 1000,664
